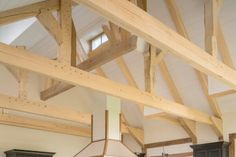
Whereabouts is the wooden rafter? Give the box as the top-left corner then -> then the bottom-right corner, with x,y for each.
104,20 -> 196,143
204,0 -> 219,56
3,46 -> 26,84
75,0 -> 236,91
167,0 -> 235,89
58,0 -> 72,64
0,43 -> 218,124
0,0 -> 60,25
40,34 -> 137,100
0,112 -> 91,137
102,22 -> 144,113
78,35 -> 137,71
210,89 -> 236,98
144,138 -> 192,149
204,0 -> 224,122
36,0 -> 74,93
144,45 -> 157,94
88,23 -> 145,143
210,2 -> 236,99
0,92 -> 140,136
166,0 -> 222,128
18,70 -> 28,99
0,0 -> 235,141
217,23 -> 235,69
165,0 -> 222,137
37,10 -> 62,45
71,21 -> 77,66
15,46 -> 28,99
0,93 -> 91,124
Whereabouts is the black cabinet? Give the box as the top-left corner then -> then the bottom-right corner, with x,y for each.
4,149 -> 55,157
191,141 -> 229,157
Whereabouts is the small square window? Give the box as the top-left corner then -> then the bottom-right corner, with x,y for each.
91,33 -> 108,51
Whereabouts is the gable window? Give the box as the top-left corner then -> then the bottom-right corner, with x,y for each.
90,33 -> 108,50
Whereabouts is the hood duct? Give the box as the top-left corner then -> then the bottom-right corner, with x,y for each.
75,96 -> 136,157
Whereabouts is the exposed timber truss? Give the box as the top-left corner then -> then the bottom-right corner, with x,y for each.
0,0 -> 235,147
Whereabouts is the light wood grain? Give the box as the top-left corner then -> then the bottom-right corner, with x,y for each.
76,0 -> 236,90
0,43 -> 216,124
0,0 -> 59,25
0,112 -> 91,137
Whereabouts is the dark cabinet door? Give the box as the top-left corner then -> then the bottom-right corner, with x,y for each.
195,150 -> 207,157
208,149 -> 221,157
191,142 -> 229,157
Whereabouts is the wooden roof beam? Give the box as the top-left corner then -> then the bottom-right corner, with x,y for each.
37,10 -> 62,45
144,138 -> 192,149
16,46 -> 28,99
144,45 -> 157,94
4,46 -> 26,83
75,0 -> 236,91
217,23 -> 235,69
166,0 -> 221,116
204,0 -> 223,120
204,0 -> 219,56
0,43 -> 216,124
58,0 -> 73,65
0,0 -> 60,25
0,93 -> 91,125
78,35 -> 137,71
0,112 -> 91,137
41,32 -> 137,100
210,89 -> 236,98
0,92 -> 139,136
165,0 -> 222,137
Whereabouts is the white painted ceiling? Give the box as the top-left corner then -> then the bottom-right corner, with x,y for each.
0,0 -> 236,130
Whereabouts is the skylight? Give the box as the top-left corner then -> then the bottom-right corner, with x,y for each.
91,33 -> 108,50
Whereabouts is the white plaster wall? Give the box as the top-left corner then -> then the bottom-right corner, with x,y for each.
223,111 -> 236,140
0,125 -> 90,157
144,119 -> 189,144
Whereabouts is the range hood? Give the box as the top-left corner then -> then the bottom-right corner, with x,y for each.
75,96 -> 136,157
